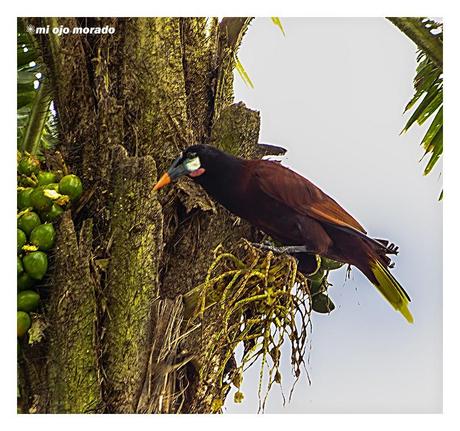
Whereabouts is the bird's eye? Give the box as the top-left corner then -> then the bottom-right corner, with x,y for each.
188,152 -> 197,159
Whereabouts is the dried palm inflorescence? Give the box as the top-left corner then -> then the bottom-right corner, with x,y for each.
183,239 -> 319,412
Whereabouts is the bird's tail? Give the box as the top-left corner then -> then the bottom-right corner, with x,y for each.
368,258 -> 413,323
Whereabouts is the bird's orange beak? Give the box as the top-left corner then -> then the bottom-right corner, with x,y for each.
152,172 -> 171,191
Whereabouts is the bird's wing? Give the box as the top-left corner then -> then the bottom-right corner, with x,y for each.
250,160 -> 367,234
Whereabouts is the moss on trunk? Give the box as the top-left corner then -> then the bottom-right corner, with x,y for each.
47,214 -> 101,413
103,146 -> 163,412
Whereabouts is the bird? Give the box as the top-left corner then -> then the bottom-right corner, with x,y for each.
153,144 -> 413,323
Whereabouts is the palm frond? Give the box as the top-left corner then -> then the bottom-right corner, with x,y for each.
402,51 -> 443,177
17,18 -> 57,155
395,18 -> 443,188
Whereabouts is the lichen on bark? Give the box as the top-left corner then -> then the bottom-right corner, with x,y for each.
47,213 -> 101,413
103,146 -> 163,412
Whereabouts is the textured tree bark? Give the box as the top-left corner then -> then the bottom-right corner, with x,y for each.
19,17 -> 269,413
47,214 -> 101,413
103,146 -> 163,412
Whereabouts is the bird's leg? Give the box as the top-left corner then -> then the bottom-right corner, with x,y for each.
250,242 -> 313,254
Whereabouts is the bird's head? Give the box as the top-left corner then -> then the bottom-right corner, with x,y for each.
153,144 -> 218,191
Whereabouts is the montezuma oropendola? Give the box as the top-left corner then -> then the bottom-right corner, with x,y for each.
153,144 -> 413,323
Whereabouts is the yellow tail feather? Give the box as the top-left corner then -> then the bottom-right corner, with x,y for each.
369,260 -> 413,323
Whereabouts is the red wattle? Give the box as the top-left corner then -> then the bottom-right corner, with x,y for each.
189,168 -> 206,178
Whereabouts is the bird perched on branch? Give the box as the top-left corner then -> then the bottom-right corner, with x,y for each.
153,144 -> 413,323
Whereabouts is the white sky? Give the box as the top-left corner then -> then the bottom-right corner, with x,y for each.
226,17 -> 442,413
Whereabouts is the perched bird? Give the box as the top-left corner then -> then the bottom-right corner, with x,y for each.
153,144 -> 413,323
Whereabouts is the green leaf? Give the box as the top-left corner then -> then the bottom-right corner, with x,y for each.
406,68 -> 440,111
402,89 -> 438,133
271,17 -> 286,36
414,65 -> 440,91
17,49 -> 37,68
234,56 -> 254,88
423,126 -> 442,175
420,107 -> 442,152
17,91 -> 36,110
17,81 -> 34,95
416,91 -> 442,127
17,69 -> 37,85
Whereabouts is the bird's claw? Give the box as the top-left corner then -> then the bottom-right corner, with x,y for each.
250,242 -> 312,254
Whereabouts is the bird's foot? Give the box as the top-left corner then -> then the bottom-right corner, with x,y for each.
250,242 -> 312,254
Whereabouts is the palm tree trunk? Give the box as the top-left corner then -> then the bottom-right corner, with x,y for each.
19,16 -> 269,414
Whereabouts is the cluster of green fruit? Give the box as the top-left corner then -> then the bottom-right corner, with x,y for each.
308,256 -> 344,314
17,153 -> 83,338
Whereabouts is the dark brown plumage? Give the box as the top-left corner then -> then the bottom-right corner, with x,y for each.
153,144 -> 413,322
